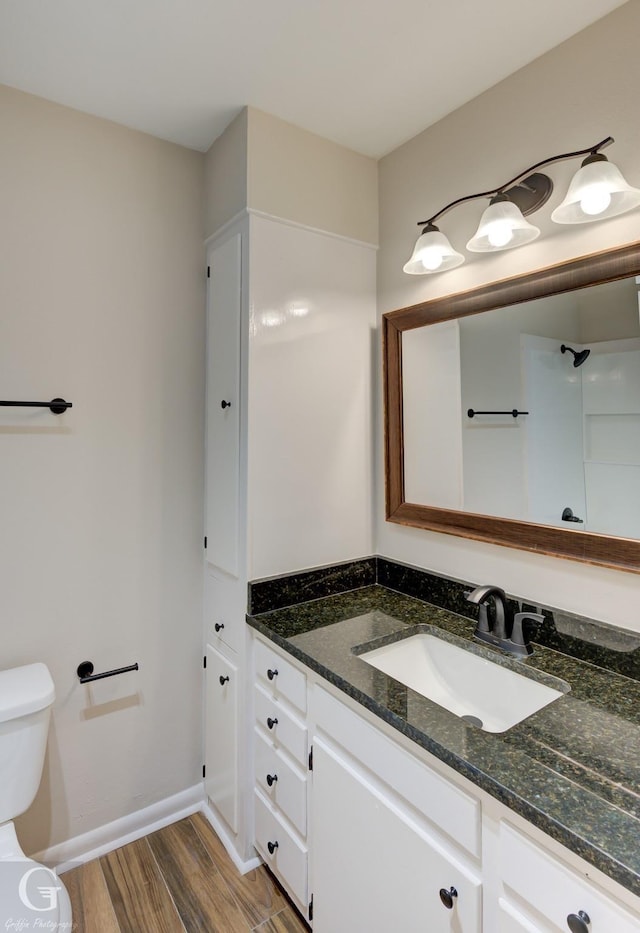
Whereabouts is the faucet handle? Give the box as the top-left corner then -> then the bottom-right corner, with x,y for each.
510,612 -> 545,654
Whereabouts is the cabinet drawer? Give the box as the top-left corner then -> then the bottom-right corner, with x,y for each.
254,685 -> 308,767
255,728 -> 307,837
313,685 -> 481,858
497,898 -> 542,932
500,822 -> 640,933
255,789 -> 308,909
255,639 -> 307,714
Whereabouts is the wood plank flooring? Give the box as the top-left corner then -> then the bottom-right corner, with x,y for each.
62,813 -> 309,933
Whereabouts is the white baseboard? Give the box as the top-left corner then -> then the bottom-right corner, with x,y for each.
34,784 -> 205,873
201,802 -> 261,876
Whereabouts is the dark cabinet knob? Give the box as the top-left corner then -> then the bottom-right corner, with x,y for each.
267,840 -> 279,855
214,622 -> 224,632
439,887 -> 458,910
219,675 -> 230,686
267,717 -> 278,730
266,773 -> 278,787
567,911 -> 591,933
267,668 -> 278,681
220,400 -> 231,409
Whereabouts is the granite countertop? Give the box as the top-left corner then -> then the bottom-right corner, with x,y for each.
247,584 -> 640,898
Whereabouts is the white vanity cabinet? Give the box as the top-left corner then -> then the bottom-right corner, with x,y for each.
250,631 -> 640,932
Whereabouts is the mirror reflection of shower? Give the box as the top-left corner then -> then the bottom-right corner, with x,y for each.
522,331 -> 640,539
561,344 -> 591,367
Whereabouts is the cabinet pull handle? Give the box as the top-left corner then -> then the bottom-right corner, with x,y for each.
214,622 -> 224,632
266,773 -> 278,787
267,717 -> 278,730
220,400 -> 231,409
439,887 -> 458,910
567,912 -> 591,933
219,675 -> 230,686
267,840 -> 279,855
267,668 -> 278,681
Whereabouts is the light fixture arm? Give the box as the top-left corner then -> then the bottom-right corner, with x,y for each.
417,136 -> 614,226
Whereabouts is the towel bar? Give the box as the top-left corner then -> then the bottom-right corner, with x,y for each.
0,398 -> 72,414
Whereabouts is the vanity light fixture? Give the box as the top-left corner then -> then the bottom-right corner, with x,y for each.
402,223 -> 464,274
551,152 -> 640,224
403,136 -> 640,275
466,194 -> 540,253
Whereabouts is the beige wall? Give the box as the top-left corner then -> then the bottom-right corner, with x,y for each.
376,1 -> 640,630
204,107 -> 378,244
247,107 -> 378,244
0,84 -> 205,854
204,108 -> 248,239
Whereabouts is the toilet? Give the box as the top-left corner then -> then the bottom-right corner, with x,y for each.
0,662 -> 72,928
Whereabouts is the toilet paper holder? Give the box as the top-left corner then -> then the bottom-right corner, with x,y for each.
77,660 -> 139,683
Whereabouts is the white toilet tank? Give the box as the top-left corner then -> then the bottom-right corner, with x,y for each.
0,663 -> 55,825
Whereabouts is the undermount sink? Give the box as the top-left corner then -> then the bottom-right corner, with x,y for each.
358,629 -> 569,733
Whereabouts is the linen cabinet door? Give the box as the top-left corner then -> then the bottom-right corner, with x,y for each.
311,737 -> 482,933
204,232 -> 241,577
204,644 -> 238,833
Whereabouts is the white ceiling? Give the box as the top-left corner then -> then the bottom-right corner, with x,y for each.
0,0 -> 628,157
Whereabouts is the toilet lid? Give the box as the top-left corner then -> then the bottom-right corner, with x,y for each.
0,857 -> 63,926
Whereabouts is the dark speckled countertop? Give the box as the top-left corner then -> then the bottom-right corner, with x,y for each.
247,585 -> 640,898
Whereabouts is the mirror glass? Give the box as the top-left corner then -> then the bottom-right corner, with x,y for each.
402,274 -> 640,540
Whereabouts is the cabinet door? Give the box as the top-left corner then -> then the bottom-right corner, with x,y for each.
311,738 -> 482,933
204,565 -> 244,655
205,645 -> 238,833
205,233 -> 241,576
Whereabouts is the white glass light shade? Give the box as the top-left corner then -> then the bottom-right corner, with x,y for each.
466,199 -> 540,253
551,158 -> 640,224
403,228 -> 464,275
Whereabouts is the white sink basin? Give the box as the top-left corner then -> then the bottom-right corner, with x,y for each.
359,631 -> 568,733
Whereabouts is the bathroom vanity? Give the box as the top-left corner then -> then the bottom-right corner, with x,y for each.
201,214 -> 640,929
248,583 -> 640,932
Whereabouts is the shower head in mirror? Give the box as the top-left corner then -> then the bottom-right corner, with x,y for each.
561,344 -> 590,367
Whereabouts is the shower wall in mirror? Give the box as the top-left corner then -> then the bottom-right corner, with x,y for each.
402,274 -> 640,540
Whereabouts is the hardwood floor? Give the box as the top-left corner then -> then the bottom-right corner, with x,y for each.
63,813 -> 309,933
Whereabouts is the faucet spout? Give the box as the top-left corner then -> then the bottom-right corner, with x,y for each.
466,585 -> 508,642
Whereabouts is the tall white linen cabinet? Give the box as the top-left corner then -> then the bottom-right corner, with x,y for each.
202,210 -> 377,871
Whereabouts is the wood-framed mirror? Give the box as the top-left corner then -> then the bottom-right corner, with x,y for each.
383,241 -> 640,574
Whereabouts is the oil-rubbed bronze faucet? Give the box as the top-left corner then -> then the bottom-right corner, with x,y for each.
466,585 -> 544,658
